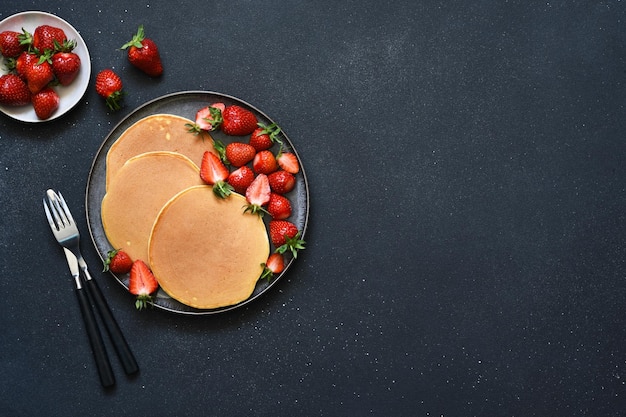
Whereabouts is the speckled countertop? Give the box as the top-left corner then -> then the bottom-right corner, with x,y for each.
1,1 -> 625,416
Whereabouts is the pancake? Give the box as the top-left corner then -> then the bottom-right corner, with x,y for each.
105,114 -> 215,189
101,151 -> 204,264
149,185 -> 270,309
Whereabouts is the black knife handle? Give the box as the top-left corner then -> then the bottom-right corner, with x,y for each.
85,278 -> 139,375
76,287 -> 115,388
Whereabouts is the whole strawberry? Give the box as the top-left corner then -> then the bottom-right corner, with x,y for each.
15,51 -> 38,79
32,25 -> 67,53
249,122 -> 282,151
267,170 -> 296,194
225,142 -> 256,167
253,150 -> 278,174
0,74 -> 31,106
267,193 -> 292,220
0,30 -> 26,58
227,165 -> 255,194
24,59 -> 55,94
52,51 -> 81,85
31,87 -> 59,119
221,105 -> 258,136
95,69 -> 124,111
121,25 -> 163,77
103,249 -> 133,274
269,220 -> 306,258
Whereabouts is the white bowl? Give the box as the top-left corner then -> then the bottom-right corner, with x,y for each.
0,11 -> 91,122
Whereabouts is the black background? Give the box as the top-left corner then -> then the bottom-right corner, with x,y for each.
1,1 -> 625,416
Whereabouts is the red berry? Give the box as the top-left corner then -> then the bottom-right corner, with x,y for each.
95,69 -> 124,111
31,87 -> 59,119
267,170 -> 296,194
51,51 -> 81,86
221,105 -> 257,136
225,142 -> 256,167
253,150 -> 278,174
0,74 -> 31,106
227,166 -> 255,194
276,151 -> 299,174
244,173 -> 271,216
103,249 -> 133,274
121,25 -> 163,77
129,260 -> 159,310
0,30 -> 26,58
267,193 -> 292,219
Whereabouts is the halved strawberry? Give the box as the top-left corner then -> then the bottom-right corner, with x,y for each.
267,170 -> 296,194
186,103 -> 224,133
199,150 -> 233,198
260,253 -> 285,281
267,193 -> 292,220
276,150 -> 299,174
244,173 -> 271,216
227,165 -> 255,194
103,249 -> 133,274
252,150 -> 278,174
129,260 -> 159,310
269,220 -> 306,258
225,142 -> 256,167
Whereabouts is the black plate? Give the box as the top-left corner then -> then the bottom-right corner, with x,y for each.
85,91 -> 309,315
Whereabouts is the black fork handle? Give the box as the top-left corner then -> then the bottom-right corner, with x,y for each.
85,278 -> 139,375
76,287 -> 115,388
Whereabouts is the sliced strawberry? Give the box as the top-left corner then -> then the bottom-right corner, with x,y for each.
103,249 -> 133,274
244,173 -> 271,216
267,170 -> 296,194
199,150 -> 233,198
267,193 -> 292,220
227,165 -> 255,194
252,150 -> 278,174
129,260 -> 159,310
31,87 -> 59,119
276,151 -> 299,174
269,220 -> 306,258
225,142 -> 256,167
221,105 -> 257,136
260,253 -> 285,281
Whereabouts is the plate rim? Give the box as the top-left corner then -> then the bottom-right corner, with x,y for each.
85,90 -> 310,315
0,10 -> 91,123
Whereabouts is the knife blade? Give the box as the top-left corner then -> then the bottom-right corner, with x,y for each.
63,248 -> 115,388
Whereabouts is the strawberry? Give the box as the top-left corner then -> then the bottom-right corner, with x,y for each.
200,150 -> 233,198
186,103 -> 226,134
260,253 -> 285,281
249,122 -> 282,151
225,142 -> 256,167
269,220 -> 306,258
103,249 -> 133,274
128,260 -> 159,310
227,165 -> 255,194
31,87 -> 59,119
121,25 -> 163,77
267,170 -> 296,194
276,150 -> 300,174
221,105 -> 257,136
244,173 -> 271,216
252,150 -> 278,174
267,193 -> 292,220
24,59 -> 54,94
51,51 -> 81,85
32,25 -> 67,53
95,69 -> 124,111
15,51 -> 38,79
0,30 -> 26,58
0,74 -> 31,106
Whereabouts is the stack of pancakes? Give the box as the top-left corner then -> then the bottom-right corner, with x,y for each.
101,114 -> 270,309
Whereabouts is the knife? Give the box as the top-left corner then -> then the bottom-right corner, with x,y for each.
63,248 -> 115,388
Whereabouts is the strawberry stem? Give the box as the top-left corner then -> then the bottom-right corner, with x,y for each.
275,231 -> 306,258
213,180 -> 234,199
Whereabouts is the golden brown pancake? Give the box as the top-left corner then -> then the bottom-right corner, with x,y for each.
101,151 -> 204,264
149,185 -> 270,309
105,114 -> 215,189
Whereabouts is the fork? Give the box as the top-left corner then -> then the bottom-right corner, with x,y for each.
43,189 -> 139,377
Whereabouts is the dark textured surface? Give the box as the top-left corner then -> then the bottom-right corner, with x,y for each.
1,1 -> 625,416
